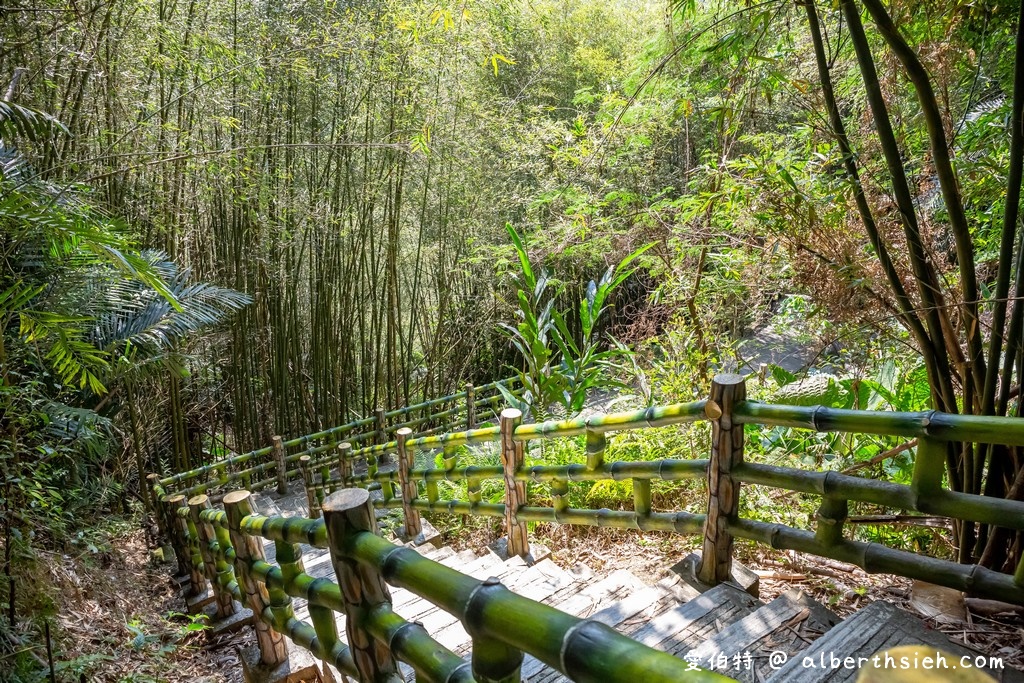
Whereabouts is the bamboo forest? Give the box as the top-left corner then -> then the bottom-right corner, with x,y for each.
3,0 -> 1024,680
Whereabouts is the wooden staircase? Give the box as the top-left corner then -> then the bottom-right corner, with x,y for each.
250,492 -> 1019,683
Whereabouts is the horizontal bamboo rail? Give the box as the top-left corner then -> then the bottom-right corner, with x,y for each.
151,373 -> 1024,683
153,378 -> 522,502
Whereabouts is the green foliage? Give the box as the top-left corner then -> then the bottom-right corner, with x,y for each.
499,224 -> 651,417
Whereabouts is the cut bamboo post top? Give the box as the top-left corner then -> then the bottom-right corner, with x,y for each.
501,408 -> 522,420
396,427 -> 412,438
224,490 -> 252,505
187,494 -> 209,507
223,490 -> 256,527
323,487 -> 371,513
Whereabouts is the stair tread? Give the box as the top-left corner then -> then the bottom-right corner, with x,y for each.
631,582 -> 762,655
767,600 -> 1021,683
688,589 -> 839,683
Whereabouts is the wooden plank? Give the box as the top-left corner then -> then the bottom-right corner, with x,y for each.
768,600 -> 1022,683
631,583 -> 761,655
688,589 -> 839,683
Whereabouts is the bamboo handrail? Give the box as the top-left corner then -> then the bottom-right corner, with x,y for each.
151,373 -> 1024,683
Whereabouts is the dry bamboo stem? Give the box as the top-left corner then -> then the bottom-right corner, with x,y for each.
500,409 -> 529,557
395,427 -> 421,540
699,374 -> 745,585
273,436 -> 288,495
300,455 -> 321,519
322,489 -> 401,681
224,491 -> 287,666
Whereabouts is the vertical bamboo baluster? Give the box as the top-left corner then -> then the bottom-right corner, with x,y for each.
585,428 -> 605,470
272,436 -> 288,495
223,491 -> 287,667
468,580 -> 523,683
300,455 -> 321,519
167,495 -> 205,597
269,537 -> 301,633
466,383 -> 475,430
912,437 -> 946,502
322,489 -> 400,681
337,442 -> 352,485
320,464 -> 332,496
633,478 -> 652,519
189,495 -> 235,618
698,373 -> 746,586
551,480 -> 569,522
443,444 -> 458,471
162,494 -> 190,578
815,495 -> 848,546
500,408 -> 529,557
395,427 -> 422,539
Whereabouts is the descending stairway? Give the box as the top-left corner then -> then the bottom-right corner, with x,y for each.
249,491 -> 1021,683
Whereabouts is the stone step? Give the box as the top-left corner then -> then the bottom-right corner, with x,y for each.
688,589 -> 840,683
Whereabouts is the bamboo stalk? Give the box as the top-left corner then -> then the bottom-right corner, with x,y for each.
466,383 -> 475,430
161,494 -> 190,579
338,442 -> 352,485
814,496 -> 848,547
585,429 -> 605,470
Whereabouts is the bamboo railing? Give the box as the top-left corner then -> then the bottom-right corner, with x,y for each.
154,378 -> 521,502
150,373 -> 1024,682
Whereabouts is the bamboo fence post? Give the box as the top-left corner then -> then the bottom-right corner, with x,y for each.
322,489 -> 400,681
188,495 -> 235,618
337,442 -> 352,484
500,408 -> 529,557
466,383 -> 476,429
269,536 -> 301,634
699,373 -> 746,585
299,455 -> 321,519
551,480 -> 569,522
272,436 -> 288,495
223,491 -> 287,667
912,437 -> 946,501
395,427 -> 422,539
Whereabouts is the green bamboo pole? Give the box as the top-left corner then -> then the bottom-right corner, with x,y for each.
585,429 -> 606,470
699,374 -> 745,585
512,401 -> 709,442
735,402 -> 1024,446
195,502 -> 242,614
363,604 -> 474,683
733,463 -> 1024,531
322,489 -> 400,681
467,580 -> 523,683
177,505 -> 208,599
396,427 -> 422,540
345,531 -> 730,683
223,491 -> 287,666
633,479 -> 652,518
551,480 -> 569,521
729,518 -> 1024,604
912,437 -> 946,500
188,496 -> 235,618
269,536 -> 302,634
500,409 -> 529,557
815,496 -> 848,547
